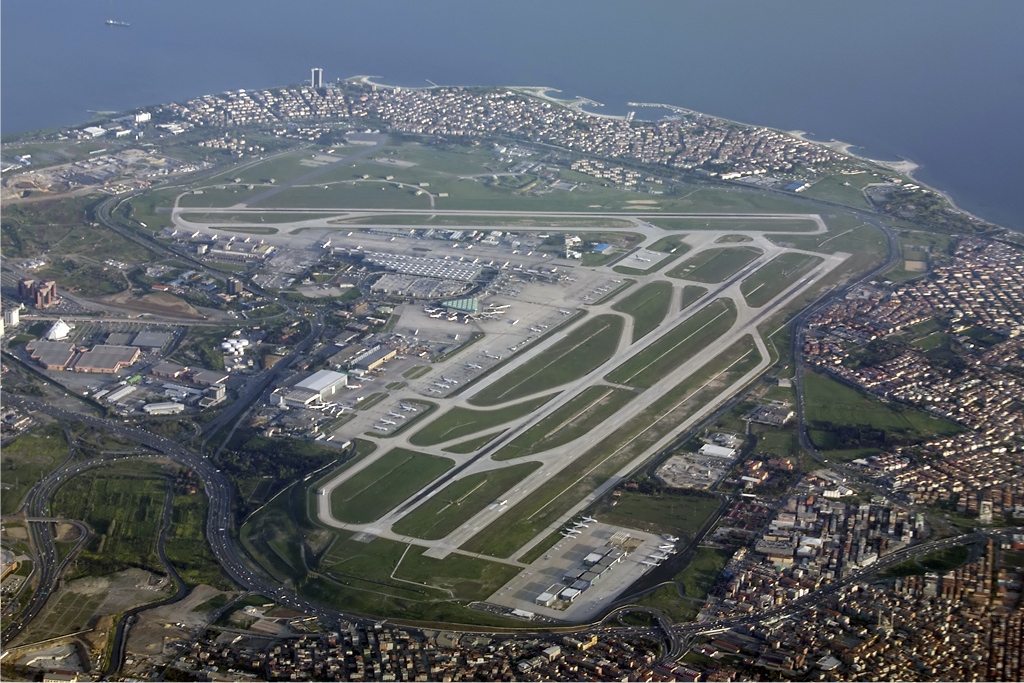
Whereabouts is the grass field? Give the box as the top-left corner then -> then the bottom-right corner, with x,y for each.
410,394 -> 555,447
716,234 -> 754,243
612,281 -> 673,342
341,214 -> 634,228
666,246 -> 763,283
680,285 -> 709,310
165,487 -> 231,589
633,546 -> 731,622
804,371 -> 962,459
465,336 -> 762,559
740,252 -> 824,308
605,298 -> 737,388
442,431 -> 506,454
52,461 -> 168,576
301,533 -> 521,626
1,422 -> 68,514
592,490 -> 722,540
391,462 -> 542,540
800,173 -> 876,208
329,449 -> 455,524
649,215 -> 817,231
469,315 -> 624,406
612,254 -> 682,277
493,386 -> 637,460
648,235 -> 692,253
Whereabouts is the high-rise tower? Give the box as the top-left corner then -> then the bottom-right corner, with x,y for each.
311,67 -> 323,89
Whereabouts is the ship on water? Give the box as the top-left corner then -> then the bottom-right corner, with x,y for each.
105,19 -> 130,27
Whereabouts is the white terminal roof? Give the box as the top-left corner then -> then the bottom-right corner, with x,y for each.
295,369 -> 348,393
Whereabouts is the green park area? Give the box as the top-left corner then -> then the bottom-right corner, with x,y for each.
803,371 -> 962,459
391,462 -> 542,540
493,386 -> 637,460
612,281 -> 673,341
799,172 -> 878,208
666,246 -> 763,283
740,252 -> 824,308
605,298 -> 737,388
329,449 -> 455,524
469,315 -> 624,406
1,423 -> 68,514
410,394 -> 555,447
592,490 -> 722,540
302,533 -> 521,626
465,336 -> 761,560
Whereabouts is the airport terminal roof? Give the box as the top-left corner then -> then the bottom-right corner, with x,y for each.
441,297 -> 479,313
295,369 -> 348,393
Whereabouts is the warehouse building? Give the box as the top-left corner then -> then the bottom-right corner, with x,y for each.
352,347 -> 396,373
72,345 -> 141,374
294,369 -> 349,400
143,402 -> 186,416
25,340 -> 77,370
133,331 -> 173,351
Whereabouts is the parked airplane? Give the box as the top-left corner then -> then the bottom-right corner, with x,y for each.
484,352 -> 502,360
372,425 -> 389,432
650,554 -> 670,561
380,419 -> 396,426
440,376 -> 459,385
387,411 -> 406,419
581,516 -> 597,523
466,362 -> 482,370
641,561 -> 661,567
635,255 -> 651,262
510,319 -> 520,325
571,522 -> 589,529
663,535 -> 680,543
659,544 -> 676,551
559,310 -> 572,316
400,404 -> 418,412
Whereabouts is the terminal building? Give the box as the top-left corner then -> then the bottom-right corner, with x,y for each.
271,369 -> 348,408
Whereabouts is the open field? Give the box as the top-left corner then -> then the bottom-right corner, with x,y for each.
165,487 -> 231,589
301,533 -> 521,626
633,546 -> 732,623
666,246 -> 763,283
465,336 -> 762,558
716,234 -> 754,243
493,386 -> 637,461
1,423 -> 68,514
605,298 -> 737,388
740,252 -> 824,308
649,215 -> 817,231
591,490 -> 722,540
612,254 -> 681,276
410,394 -> 555,447
469,315 -> 624,406
391,462 -> 542,540
648,235 -> 692,253
680,285 -> 709,310
52,461 -> 169,577
800,172 -> 877,208
329,449 -> 455,524
804,371 -> 962,459
612,281 -> 673,342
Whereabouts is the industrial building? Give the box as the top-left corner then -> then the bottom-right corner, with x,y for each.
143,402 -> 186,416
352,347 -> 396,372
191,369 -> 230,386
294,370 -> 349,400
133,330 -> 173,350
72,345 -> 140,374
151,361 -> 188,380
25,340 -> 76,370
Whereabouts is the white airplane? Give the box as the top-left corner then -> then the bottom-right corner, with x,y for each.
581,516 -> 596,523
400,404 -> 418,412
559,310 -> 572,316
428,388 -> 441,394
560,532 -> 578,538
372,425 -> 389,432
484,352 -> 501,360
562,528 -> 580,535
659,544 -> 676,551
380,419 -> 396,426
441,376 -> 459,385
663,535 -> 680,543
433,383 -> 451,390
466,362 -> 482,370
346,384 -> 363,390
641,561 -> 661,567
510,319 -> 520,325
635,255 -> 651,262
650,554 -> 670,561
387,411 -> 406,419
571,522 -> 588,528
